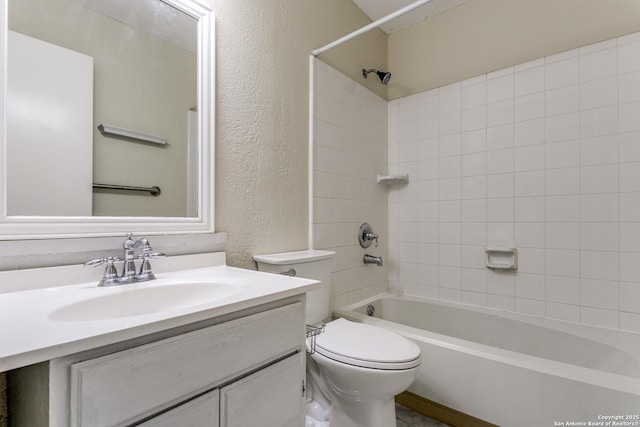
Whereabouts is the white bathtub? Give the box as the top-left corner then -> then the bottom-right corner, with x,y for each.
335,294 -> 640,427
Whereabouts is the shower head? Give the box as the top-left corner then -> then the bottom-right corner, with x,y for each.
362,68 -> 391,85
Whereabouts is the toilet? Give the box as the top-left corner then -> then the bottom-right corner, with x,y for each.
254,250 -> 421,427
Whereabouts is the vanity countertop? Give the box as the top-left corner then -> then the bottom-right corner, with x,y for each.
0,252 -> 318,372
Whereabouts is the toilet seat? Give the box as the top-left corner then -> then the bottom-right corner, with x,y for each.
314,318 -> 421,370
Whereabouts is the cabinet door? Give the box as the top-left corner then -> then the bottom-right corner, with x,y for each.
137,390 -> 219,427
220,352 -> 304,427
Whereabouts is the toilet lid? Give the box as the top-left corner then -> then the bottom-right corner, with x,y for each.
314,318 -> 421,370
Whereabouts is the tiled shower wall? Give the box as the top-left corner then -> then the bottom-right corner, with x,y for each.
388,32 -> 640,333
311,58 -> 389,309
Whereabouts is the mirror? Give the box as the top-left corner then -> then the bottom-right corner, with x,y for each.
0,0 -> 214,238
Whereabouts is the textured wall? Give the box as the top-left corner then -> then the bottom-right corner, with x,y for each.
213,0 -> 387,269
388,0 -> 640,99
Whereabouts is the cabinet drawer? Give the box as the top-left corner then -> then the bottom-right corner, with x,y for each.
70,302 -> 303,427
138,390 -> 219,427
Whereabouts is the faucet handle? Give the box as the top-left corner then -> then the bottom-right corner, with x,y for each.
84,256 -> 121,286
84,256 -> 121,268
137,252 -> 166,278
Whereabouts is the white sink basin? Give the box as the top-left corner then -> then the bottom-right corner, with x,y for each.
49,281 -> 244,321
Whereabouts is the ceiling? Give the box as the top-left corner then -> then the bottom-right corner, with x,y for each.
352,0 -> 470,34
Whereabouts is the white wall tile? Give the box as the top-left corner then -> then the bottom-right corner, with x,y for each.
461,176 -> 486,200
546,168 -> 579,195
487,99 -> 514,127
515,273 -> 546,300
582,279 -> 618,310
515,92 -> 545,122
546,222 -> 579,249
619,71 -> 640,103
515,171 -> 545,197
546,195 -> 580,222
580,134 -> 618,166
620,193 -> 640,222
487,173 -> 514,198
580,193 -> 618,222
547,302 -> 580,322
620,223 -> 640,252
580,77 -> 618,110
384,33 -> 640,331
461,152 -> 486,177
515,66 -> 544,97
515,223 -> 545,248
580,47 -> 617,83
517,248 -> 545,274
462,291 -> 487,306
546,85 -> 579,116
581,250 -> 618,281
619,101 -> 640,133
580,223 -> 618,252
580,307 -> 619,329
487,198 -> 514,222
515,118 -> 545,146
619,39 -> 640,74
487,149 -> 514,174
546,140 -> 579,170
620,312 -> 640,334
516,298 -> 546,316
547,112 -> 580,142
487,124 -> 514,151
545,56 -> 579,90
581,164 -> 619,194
487,74 -> 514,103
462,129 -> 487,154
619,162 -> 640,192
580,105 -> 618,138
620,282 -> 640,313
546,249 -> 580,277
461,80 -> 486,109
515,197 -> 545,222
546,275 -> 580,304
515,145 -> 545,172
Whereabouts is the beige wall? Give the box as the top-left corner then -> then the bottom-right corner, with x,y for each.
388,0 -> 640,99
213,0 -> 387,269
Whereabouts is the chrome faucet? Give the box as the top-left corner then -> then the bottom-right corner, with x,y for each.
85,233 -> 166,286
363,254 -> 383,266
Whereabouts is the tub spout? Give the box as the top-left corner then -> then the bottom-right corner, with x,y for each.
363,254 -> 383,266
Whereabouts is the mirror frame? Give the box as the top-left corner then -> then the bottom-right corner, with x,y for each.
0,0 -> 214,239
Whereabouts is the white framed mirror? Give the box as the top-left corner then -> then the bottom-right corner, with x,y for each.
0,0 -> 214,239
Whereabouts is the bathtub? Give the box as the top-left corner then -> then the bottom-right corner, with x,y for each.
334,294 -> 640,427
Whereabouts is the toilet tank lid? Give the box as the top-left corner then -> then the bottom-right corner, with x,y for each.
253,250 -> 335,265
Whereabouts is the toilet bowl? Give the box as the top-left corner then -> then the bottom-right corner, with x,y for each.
308,318 -> 421,427
253,250 -> 422,427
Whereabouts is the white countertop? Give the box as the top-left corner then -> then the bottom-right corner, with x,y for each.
0,252 -> 319,372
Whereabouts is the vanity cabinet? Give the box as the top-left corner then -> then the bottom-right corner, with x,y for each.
8,298 -> 306,427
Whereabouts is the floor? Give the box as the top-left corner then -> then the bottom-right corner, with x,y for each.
396,403 -> 451,427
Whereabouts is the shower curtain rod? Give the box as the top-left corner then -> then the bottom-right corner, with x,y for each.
312,0 -> 435,57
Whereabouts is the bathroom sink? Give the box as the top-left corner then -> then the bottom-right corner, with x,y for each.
49,281 -> 243,321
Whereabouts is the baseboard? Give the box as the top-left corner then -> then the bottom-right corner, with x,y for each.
396,391 -> 497,427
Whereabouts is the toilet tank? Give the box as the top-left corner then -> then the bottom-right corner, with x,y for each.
254,250 -> 335,324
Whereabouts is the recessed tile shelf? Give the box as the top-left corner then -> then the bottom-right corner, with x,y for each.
377,174 -> 409,185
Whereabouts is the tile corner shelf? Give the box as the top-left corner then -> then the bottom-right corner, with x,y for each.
377,174 -> 409,185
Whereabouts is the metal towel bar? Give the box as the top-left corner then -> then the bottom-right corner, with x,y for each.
93,183 -> 161,196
